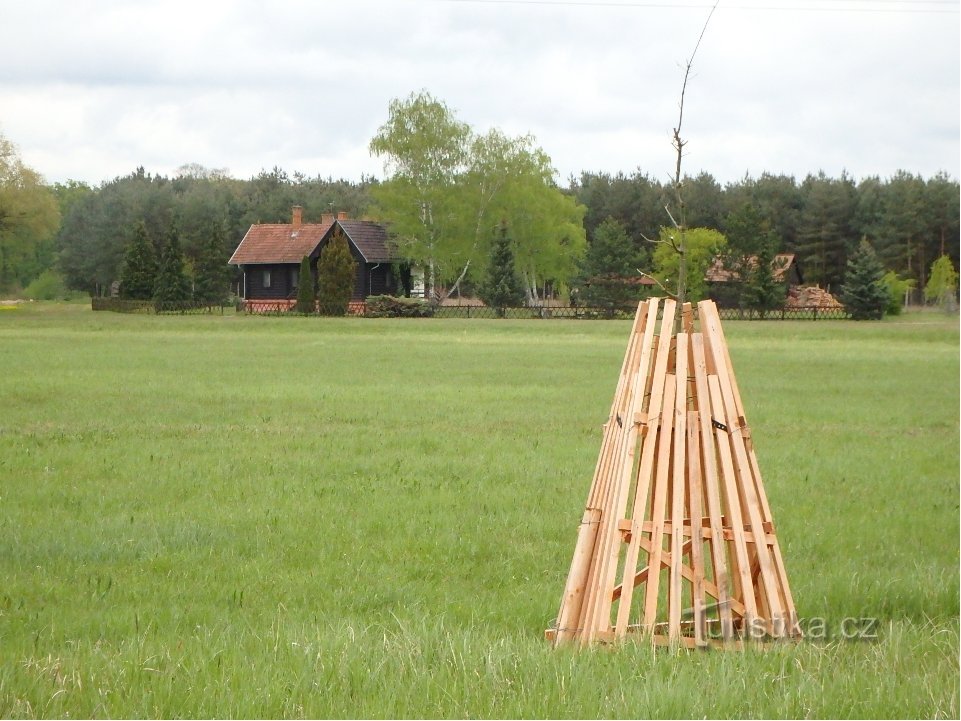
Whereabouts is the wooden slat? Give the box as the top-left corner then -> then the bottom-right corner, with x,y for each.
641,376 -> 676,631
689,333 -> 734,639
580,299 -> 659,644
612,299 -> 676,637
681,302 -> 694,333
555,300 -> 653,644
668,334 -> 689,643
706,305 -> 800,637
552,507 -> 601,641
613,543 -> 748,619
687,410 -> 707,646
707,374 -> 758,626
700,302 -> 786,631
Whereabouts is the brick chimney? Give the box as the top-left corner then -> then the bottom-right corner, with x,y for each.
337,211 -> 349,221
321,212 -> 334,225
291,205 -> 303,229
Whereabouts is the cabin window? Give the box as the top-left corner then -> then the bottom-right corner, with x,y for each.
263,270 -> 271,288
290,267 -> 298,289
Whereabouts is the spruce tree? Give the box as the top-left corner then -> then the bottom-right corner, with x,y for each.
742,241 -> 786,317
841,238 -> 888,320
480,221 -> 524,317
193,220 -> 230,304
153,228 -> 191,310
294,255 -> 315,314
578,217 -> 644,313
119,221 -> 157,300
316,232 -> 356,316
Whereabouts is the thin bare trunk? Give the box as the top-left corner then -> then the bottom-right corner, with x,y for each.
669,2 -> 717,330
447,258 -> 471,298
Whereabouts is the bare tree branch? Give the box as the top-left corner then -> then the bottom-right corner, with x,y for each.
637,269 -> 677,299
669,0 -> 718,328
663,204 -> 680,231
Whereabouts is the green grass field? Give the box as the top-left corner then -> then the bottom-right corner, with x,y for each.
1,303 -> 957,718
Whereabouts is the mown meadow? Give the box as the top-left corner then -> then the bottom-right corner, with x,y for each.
0,303 -> 957,718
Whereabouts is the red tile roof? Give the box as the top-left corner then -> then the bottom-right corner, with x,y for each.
228,220 -> 334,265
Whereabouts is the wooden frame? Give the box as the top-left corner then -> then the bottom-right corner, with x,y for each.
547,298 -> 801,648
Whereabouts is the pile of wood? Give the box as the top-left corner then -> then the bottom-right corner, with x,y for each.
547,298 -> 801,648
786,285 -> 844,309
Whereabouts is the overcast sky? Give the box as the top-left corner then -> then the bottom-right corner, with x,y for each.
1,0 -> 958,188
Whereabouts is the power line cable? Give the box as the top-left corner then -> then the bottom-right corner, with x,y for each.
430,0 -> 959,14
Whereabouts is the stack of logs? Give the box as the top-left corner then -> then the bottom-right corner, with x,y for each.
786,285 -> 844,309
547,298 -> 801,648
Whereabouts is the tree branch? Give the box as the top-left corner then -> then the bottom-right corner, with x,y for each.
637,269 -> 677,299
669,0 -> 718,327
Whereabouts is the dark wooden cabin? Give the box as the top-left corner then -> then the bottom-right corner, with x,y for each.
229,207 -> 404,311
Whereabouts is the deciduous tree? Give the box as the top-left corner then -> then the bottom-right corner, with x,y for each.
369,91 -> 471,298
369,91 -> 586,302
652,227 -> 726,303
0,132 -> 60,292
924,255 -> 958,311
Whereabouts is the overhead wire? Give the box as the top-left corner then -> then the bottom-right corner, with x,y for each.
430,0 -> 959,14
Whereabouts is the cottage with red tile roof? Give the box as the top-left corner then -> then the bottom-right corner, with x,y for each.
229,206 -> 412,311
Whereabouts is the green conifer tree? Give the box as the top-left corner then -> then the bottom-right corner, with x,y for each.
577,217 -> 644,314
742,241 -> 787,317
317,232 -> 357,316
119,221 -> 157,300
841,238 -> 888,320
193,220 -> 230,304
153,228 -> 191,310
295,255 -> 315,314
480,221 -> 524,317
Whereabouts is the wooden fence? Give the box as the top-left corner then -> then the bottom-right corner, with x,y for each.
93,297 -> 850,321
91,298 -> 228,314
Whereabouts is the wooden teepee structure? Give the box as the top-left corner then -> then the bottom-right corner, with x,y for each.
547,298 -> 800,648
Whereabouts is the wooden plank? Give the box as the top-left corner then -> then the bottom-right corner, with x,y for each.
699,300 -> 745,418
634,521 -> 775,545
612,299 -> 676,636
668,334 -> 689,643
586,300 -> 652,509
687,410 -> 707,646
557,300 -> 653,641
580,299 -> 660,643
641,376 -> 676,631
770,537 -> 801,637
700,301 -> 786,632
552,507 -> 601,642
689,333 -> 734,639
681,302 -> 694,334
707,373 -> 758,627
613,547 -> 748,619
